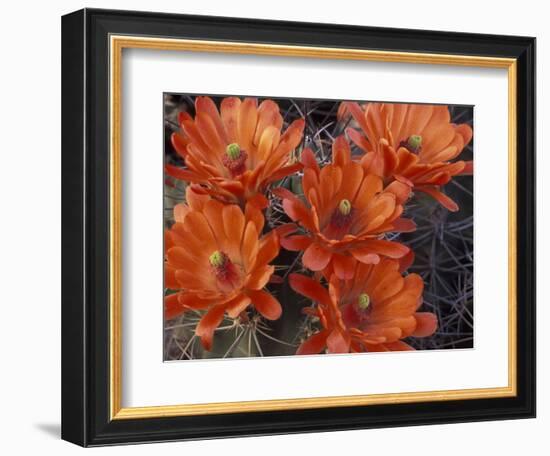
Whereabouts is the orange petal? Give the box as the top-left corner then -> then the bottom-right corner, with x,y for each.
368,270 -> 405,304
184,211 -> 217,251
391,218 -> 417,233
238,98 -> 259,152
225,294 -> 252,318
360,240 -> 410,259
248,289 -> 282,320
353,174 -> 383,209
417,186 -> 459,212
398,249 -> 415,273
202,200 -> 228,250
177,111 -> 192,125
195,111 -> 225,155
461,160 -> 474,175
269,274 -> 284,284
165,265 -> 179,290
222,204 -> 245,252
413,312 -> 438,337
302,242 -> 332,271
289,273 -> 332,308
220,97 -> 241,143
280,234 -> 312,252
344,102 -> 369,134
255,230 -> 280,267
186,185 -> 210,211
256,125 -> 281,164
241,221 -> 260,271
274,222 -> 298,238
245,203 -> 265,234
173,203 -> 189,223
247,193 -> 269,209
423,123 -> 456,158
326,328 -> 350,354
455,123 -> 473,146
281,198 -> 315,232
384,180 -> 412,205
181,118 -> 217,164
351,249 -> 380,265
171,132 -> 189,158
165,293 -> 185,320
178,293 -> 214,310
346,127 -> 371,153
363,325 -> 402,342
363,193 -> 397,229
394,149 -> 420,175
332,135 -> 351,166
332,254 -> 356,280
384,340 -> 415,351
254,99 -> 283,145
165,164 -> 198,182
265,162 -> 303,184
381,141 -> 399,176
301,147 -> 320,172
165,229 -> 175,251
372,274 -> 424,320
302,168 -> 319,200
246,265 -> 275,290
196,305 -> 226,350
296,330 -> 329,355
338,162 -> 364,203
195,96 -> 227,144
166,246 -> 201,270
405,104 -> 434,137
174,268 -> 213,291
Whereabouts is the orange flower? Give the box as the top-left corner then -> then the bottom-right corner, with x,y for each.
164,186 -> 282,350
289,259 -> 437,354
167,96 -> 305,209
344,102 -> 473,211
274,136 -> 415,280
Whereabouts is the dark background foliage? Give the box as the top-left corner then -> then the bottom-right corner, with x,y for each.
163,94 -> 473,360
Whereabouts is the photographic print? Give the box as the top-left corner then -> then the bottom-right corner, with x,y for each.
62,12 -> 535,444
163,94 -> 473,361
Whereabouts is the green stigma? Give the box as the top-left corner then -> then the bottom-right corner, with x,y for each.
226,143 -> 241,160
407,135 -> 422,151
338,199 -> 352,215
358,293 -> 370,310
209,251 -> 226,268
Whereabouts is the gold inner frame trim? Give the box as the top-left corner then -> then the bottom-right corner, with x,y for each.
109,35 -> 517,420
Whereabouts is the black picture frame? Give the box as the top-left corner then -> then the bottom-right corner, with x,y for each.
62,8 -> 536,447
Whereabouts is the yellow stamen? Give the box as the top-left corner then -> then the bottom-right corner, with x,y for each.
209,251 -> 226,268
226,143 -> 241,160
338,199 -> 352,215
407,135 -> 422,151
358,293 -> 370,310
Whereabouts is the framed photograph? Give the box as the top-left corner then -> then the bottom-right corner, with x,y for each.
61,8 -> 535,446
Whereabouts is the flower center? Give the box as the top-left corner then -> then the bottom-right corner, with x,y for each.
209,250 -> 241,291
330,199 -> 354,228
223,143 -> 248,177
324,199 -> 355,240
400,134 -> 422,154
338,199 -> 352,215
357,293 -> 370,310
209,250 -> 227,268
225,143 -> 241,160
